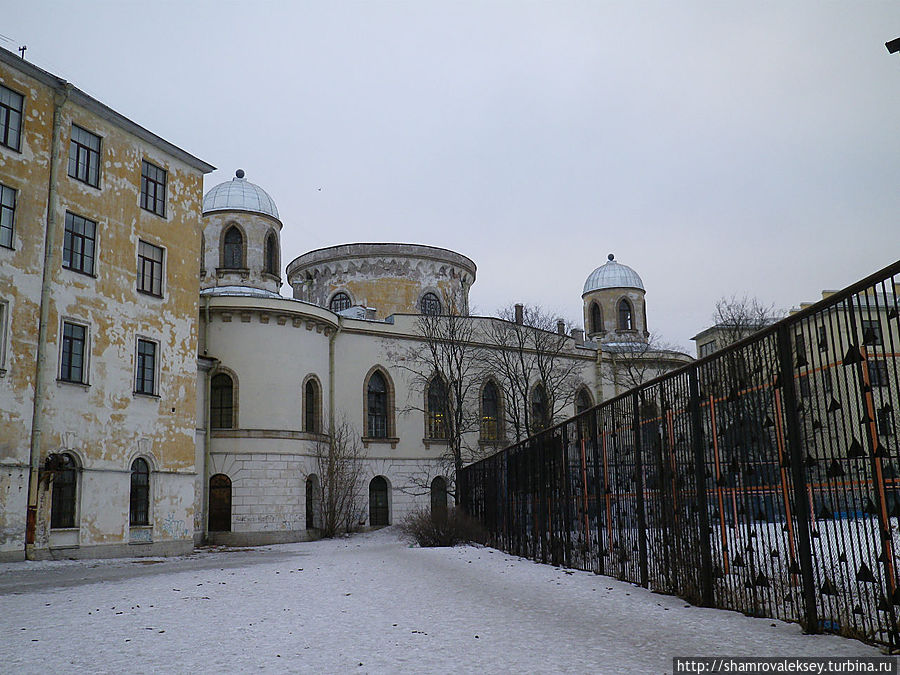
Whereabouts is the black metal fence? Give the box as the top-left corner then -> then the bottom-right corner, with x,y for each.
460,259 -> 900,648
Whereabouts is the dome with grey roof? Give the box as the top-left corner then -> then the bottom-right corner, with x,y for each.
583,254 -> 644,294
203,169 -> 279,219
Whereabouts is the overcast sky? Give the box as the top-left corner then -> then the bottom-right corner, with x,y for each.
6,2 -> 900,349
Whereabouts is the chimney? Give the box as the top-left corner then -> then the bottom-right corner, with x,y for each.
514,303 -> 524,325
557,319 -> 566,336
571,328 -> 584,345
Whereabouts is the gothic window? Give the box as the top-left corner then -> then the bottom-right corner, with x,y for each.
223,226 -> 243,269
210,373 -> 234,428
420,292 -> 441,316
590,302 -> 603,334
305,474 -> 320,529
481,380 -> 500,441
369,476 -> 389,526
129,458 -> 150,526
366,370 -> 389,438
575,388 -> 593,415
305,378 -> 321,433
427,377 -> 448,439
330,292 -> 351,313
265,231 -> 278,276
50,453 -> 77,529
617,299 -> 633,331
208,474 -> 232,532
531,383 -> 549,432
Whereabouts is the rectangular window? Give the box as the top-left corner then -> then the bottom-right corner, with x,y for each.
0,182 -> 15,248
0,84 -> 23,151
822,368 -> 833,394
67,124 -> 101,187
140,160 -> 166,217
794,331 -> 806,364
135,338 -> 157,395
699,341 -> 716,358
817,326 -> 828,352
0,301 -> 7,372
798,374 -> 811,398
63,211 -> 97,275
862,319 -> 883,347
60,321 -> 87,383
868,359 -> 889,388
137,240 -> 164,296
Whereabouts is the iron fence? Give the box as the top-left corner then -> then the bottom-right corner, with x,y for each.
460,259 -> 900,648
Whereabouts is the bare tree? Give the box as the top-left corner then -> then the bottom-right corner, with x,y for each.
712,295 -> 782,347
599,333 -> 690,394
388,288 -> 484,502
310,416 -> 366,537
483,304 -> 586,442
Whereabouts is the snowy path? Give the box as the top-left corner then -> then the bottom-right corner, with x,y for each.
0,528 -> 882,674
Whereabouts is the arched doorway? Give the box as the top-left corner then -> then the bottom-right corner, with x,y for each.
369,476 -> 389,526
305,474 -> 320,530
430,476 -> 448,520
208,474 -> 232,532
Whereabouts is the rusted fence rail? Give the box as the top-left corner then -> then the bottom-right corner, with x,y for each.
460,259 -> 900,647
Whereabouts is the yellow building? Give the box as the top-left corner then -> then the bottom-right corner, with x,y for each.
0,48 -> 214,561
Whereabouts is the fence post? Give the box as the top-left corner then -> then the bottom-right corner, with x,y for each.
633,392 -> 650,588
776,323 -> 818,634
688,367 -> 715,607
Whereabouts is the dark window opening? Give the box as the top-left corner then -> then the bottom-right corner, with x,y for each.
481,381 -> 500,441
590,302 -> 602,334
0,182 -> 16,249
140,159 -> 167,217
210,373 -> 234,428
135,339 -> 157,395
68,124 -> 101,187
431,476 -> 448,520
63,211 -> 97,276
420,292 -> 441,316
223,226 -> 243,269
369,476 -> 389,526
265,233 -> 278,275
367,371 -> 388,438
137,240 -> 164,296
50,453 -> 77,529
60,322 -> 87,383
618,300 -> 633,331
531,383 -> 548,432
305,379 -> 320,433
208,474 -> 232,532
0,84 -> 23,152
329,292 -> 351,313
130,458 -> 150,526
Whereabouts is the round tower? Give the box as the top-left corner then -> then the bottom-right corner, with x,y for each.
201,169 -> 283,294
582,254 -> 649,342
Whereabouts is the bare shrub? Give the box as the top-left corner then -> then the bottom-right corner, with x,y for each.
399,507 -> 488,547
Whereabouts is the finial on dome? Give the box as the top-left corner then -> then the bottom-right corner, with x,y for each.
235,169 -> 245,179
608,253 -> 615,261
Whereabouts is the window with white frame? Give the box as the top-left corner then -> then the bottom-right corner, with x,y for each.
135,338 -> 158,395
60,321 -> 88,384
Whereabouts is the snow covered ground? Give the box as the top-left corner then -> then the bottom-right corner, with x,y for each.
0,528 -> 884,674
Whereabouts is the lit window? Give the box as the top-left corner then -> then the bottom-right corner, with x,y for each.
223,226 -> 243,269
50,453 -> 77,529
137,240 -> 164,296
427,377 -> 448,439
330,292 -> 351,313
129,458 -> 150,526
420,292 -> 441,316
210,373 -> 234,428
67,125 -> 101,187
135,339 -> 157,395
60,321 -> 87,384
481,381 -> 500,441
0,84 -> 23,152
140,160 -> 166,217
0,182 -> 15,248
63,212 -> 96,275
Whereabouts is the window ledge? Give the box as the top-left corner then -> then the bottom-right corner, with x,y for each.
262,272 -> 282,284
216,267 -> 250,278
62,266 -> 97,279
140,206 -> 167,219
478,438 -> 506,446
0,243 -> 13,251
423,437 -> 449,449
133,391 -> 160,399
361,436 -> 399,449
137,290 -> 165,300
69,175 -> 102,191
57,378 -> 90,389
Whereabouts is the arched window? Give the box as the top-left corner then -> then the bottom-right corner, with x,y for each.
431,476 -> 448,520
618,299 -> 633,331
50,453 -> 77,529
329,292 -> 351,313
223,226 -> 243,269
129,458 -> 150,526
420,292 -> 441,316
531,383 -> 548,433
427,377 -> 448,439
590,302 -> 603,334
369,476 -> 389,526
208,474 -> 232,532
367,371 -> 389,438
210,373 -> 234,429
481,380 -> 500,441
305,378 -> 321,433
575,388 -> 593,415
264,231 -> 278,276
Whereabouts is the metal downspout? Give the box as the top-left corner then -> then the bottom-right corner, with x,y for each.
25,85 -> 69,559
328,319 -> 341,435
202,295 -> 212,542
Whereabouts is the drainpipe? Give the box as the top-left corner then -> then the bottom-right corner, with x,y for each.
327,319 -> 341,435
202,296 -> 213,542
26,84 -> 69,558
